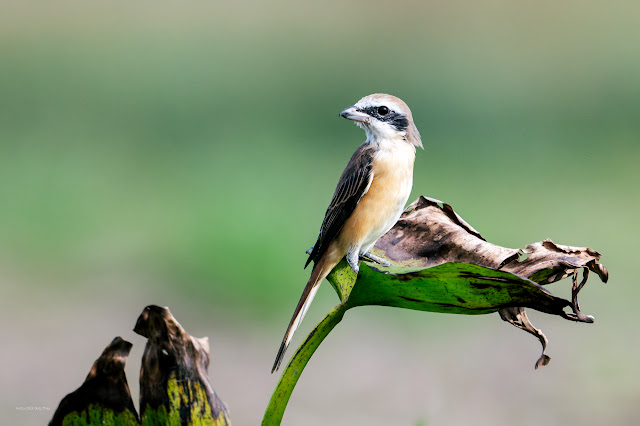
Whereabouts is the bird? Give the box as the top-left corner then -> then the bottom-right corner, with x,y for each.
272,93 -> 422,373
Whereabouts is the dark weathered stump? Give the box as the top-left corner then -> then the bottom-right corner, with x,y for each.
50,307 -> 231,425
134,305 -> 231,425
49,337 -> 139,426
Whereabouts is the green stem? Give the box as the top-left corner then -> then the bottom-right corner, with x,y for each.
262,304 -> 346,426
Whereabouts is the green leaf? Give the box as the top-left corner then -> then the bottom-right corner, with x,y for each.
346,262 -> 570,315
263,261 -> 570,425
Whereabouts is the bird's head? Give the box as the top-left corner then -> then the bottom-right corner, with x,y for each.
340,93 -> 422,149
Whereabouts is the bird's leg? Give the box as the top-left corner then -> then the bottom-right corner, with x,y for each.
360,251 -> 392,267
347,246 -> 360,274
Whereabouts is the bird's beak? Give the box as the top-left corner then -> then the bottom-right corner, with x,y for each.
340,106 -> 369,123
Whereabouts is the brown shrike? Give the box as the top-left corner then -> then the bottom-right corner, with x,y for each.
272,94 -> 422,372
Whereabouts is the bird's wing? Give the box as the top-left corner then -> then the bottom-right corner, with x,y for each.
305,143 -> 375,268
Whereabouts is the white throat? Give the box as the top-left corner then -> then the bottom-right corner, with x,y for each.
359,122 -> 412,152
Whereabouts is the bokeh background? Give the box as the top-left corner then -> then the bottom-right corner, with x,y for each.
2,1 -> 638,425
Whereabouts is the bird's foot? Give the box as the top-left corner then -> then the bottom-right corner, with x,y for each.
347,248 -> 360,275
360,251 -> 392,267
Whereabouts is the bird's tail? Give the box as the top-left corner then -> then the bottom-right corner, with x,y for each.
271,257 -> 334,373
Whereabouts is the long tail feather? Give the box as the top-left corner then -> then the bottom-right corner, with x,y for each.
271,259 -> 332,373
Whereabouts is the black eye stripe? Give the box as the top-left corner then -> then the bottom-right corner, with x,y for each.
391,115 -> 409,131
358,106 -> 409,131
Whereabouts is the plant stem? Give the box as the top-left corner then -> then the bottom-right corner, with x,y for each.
262,304 -> 346,426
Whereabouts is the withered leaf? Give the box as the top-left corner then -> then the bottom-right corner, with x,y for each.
368,196 -> 609,367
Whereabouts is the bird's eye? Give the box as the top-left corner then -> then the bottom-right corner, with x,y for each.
377,106 -> 389,116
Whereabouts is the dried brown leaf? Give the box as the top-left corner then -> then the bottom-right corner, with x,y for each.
373,196 -> 608,367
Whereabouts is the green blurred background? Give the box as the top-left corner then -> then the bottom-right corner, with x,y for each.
2,1 -> 638,425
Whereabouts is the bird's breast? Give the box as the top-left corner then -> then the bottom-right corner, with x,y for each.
338,141 -> 416,252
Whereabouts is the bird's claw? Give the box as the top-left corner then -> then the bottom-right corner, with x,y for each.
360,251 -> 392,267
347,258 -> 360,275
347,247 -> 360,274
